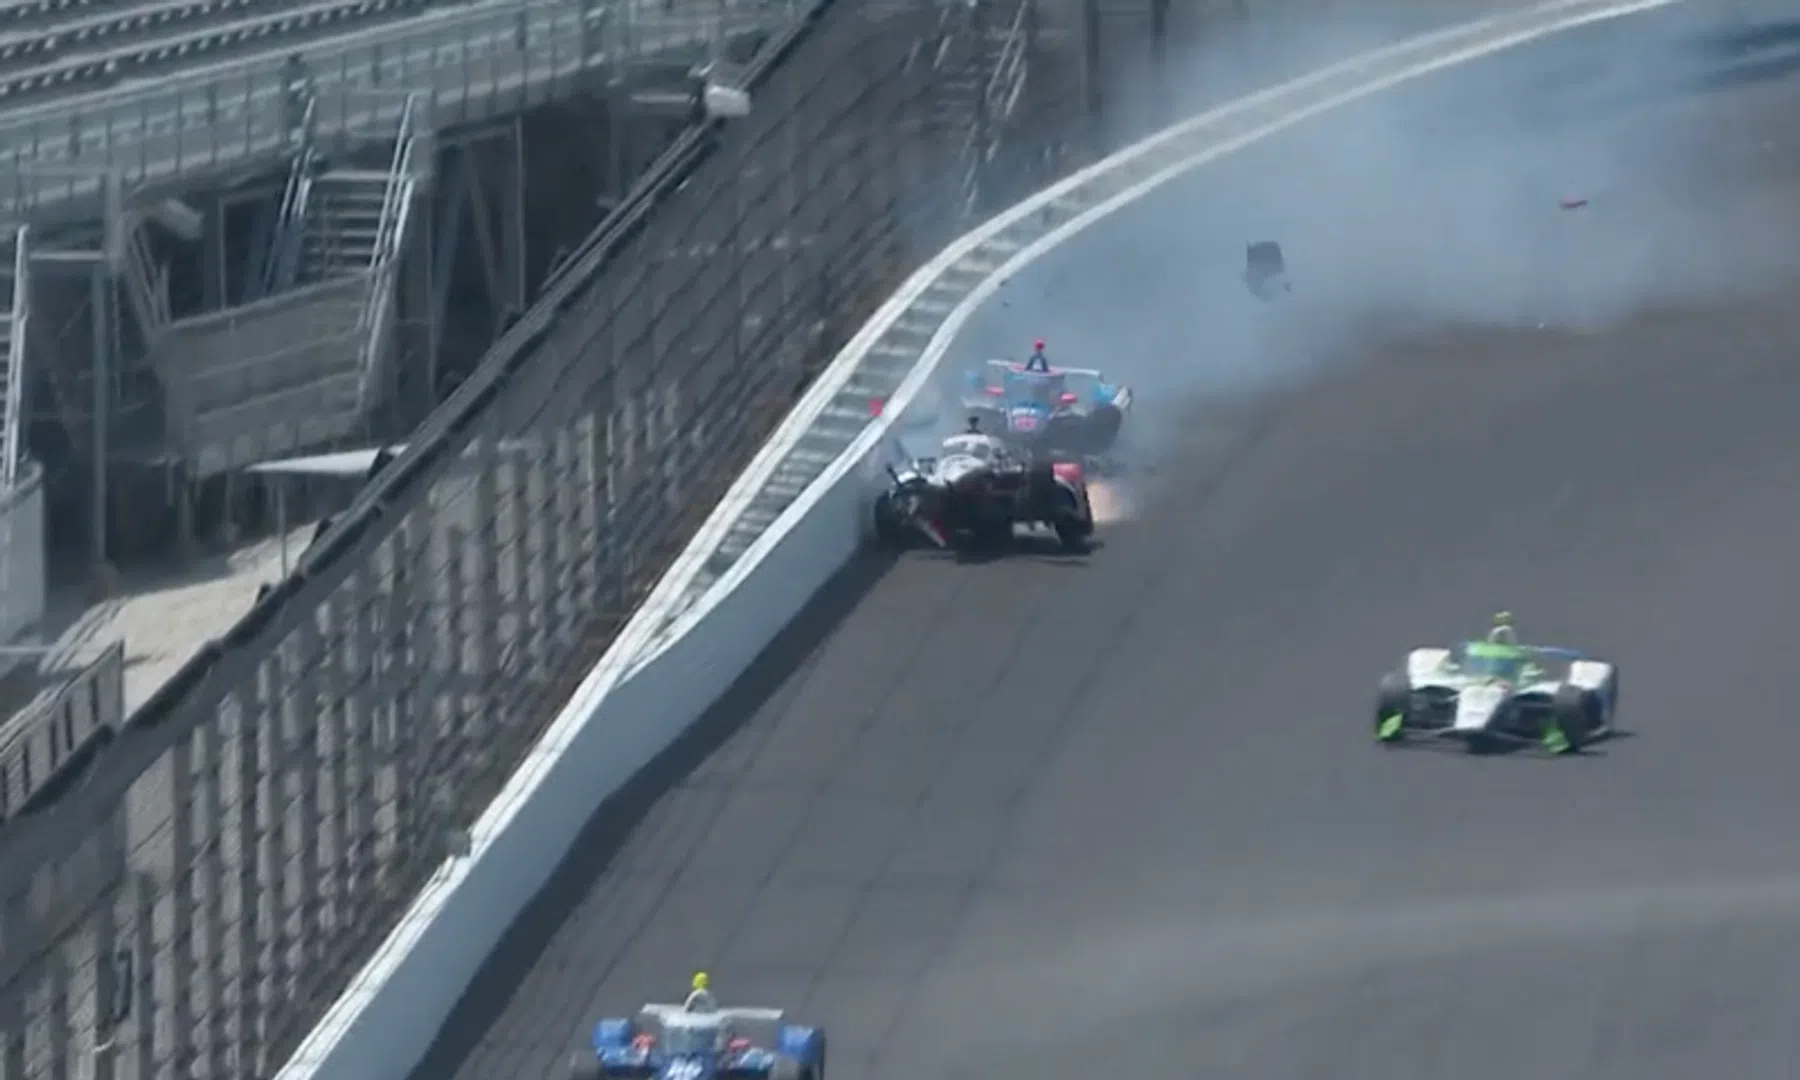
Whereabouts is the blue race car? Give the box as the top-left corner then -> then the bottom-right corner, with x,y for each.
571,973 -> 827,1080
962,341 -> 1133,459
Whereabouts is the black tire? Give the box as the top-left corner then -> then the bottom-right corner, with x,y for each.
1042,412 -> 1090,456
810,1033 -> 829,1080
872,494 -> 913,548
772,1055 -> 825,1080
1375,672 -> 1412,741
1053,514 -> 1089,553
1087,403 -> 1124,452
1551,684 -> 1596,752
1057,482 -> 1095,552
1025,462 -> 1060,509
1027,464 -> 1089,551
568,1052 -> 605,1080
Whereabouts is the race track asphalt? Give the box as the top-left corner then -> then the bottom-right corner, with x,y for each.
413,9 -> 1800,1080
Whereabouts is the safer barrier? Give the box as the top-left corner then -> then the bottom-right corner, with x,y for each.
277,2 -> 1685,1076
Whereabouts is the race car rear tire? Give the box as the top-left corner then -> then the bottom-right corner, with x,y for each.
1026,464 -> 1090,551
872,493 -> 925,549
1550,684 -> 1597,752
1055,485 -> 1095,552
1375,672 -> 1412,742
1053,514 -> 1090,553
770,1058 -> 824,1080
567,1052 -> 605,1080
1024,462 -> 1058,508
1087,403 -> 1124,452
1042,413 -> 1086,454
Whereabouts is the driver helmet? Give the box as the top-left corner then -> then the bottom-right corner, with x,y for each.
1025,340 -> 1050,372
683,971 -> 718,1012
1486,611 -> 1518,646
967,414 -> 983,434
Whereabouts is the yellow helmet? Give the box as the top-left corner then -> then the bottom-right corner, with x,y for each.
691,971 -> 710,993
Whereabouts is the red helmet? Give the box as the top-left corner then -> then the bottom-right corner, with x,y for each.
1033,339 -> 1046,351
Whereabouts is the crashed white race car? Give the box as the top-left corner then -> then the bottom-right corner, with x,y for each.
872,423 -> 1095,552
1375,614 -> 1619,754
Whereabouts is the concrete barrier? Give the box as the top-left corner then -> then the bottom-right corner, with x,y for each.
276,2 -> 1685,1076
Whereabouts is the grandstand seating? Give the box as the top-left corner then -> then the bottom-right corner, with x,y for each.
0,0 -> 473,108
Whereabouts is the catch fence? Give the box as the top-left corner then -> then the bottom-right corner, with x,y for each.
0,1 -> 1196,1077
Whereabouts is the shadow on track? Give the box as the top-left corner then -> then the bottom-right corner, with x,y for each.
920,532 -> 1105,567
404,546 -> 900,1080
1380,729 -> 1638,760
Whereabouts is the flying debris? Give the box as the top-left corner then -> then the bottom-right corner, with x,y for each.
1245,240 -> 1292,300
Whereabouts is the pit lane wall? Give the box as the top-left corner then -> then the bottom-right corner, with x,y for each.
275,2 -> 1683,1076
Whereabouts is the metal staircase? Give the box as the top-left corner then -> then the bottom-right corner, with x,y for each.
295,167 -> 394,285
0,225 -> 28,489
260,94 -> 320,298
146,93 -> 425,476
122,215 -> 171,339
348,93 -> 424,415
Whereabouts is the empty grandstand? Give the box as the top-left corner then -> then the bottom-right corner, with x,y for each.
0,0 -> 469,108
0,0 -> 796,829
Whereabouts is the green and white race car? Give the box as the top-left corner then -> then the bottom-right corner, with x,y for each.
1374,613 -> 1620,754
